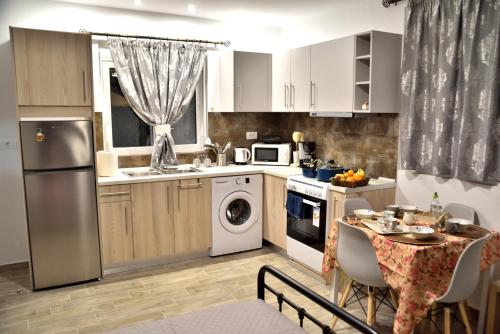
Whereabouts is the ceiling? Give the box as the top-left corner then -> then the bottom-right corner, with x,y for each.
54,0 -> 343,28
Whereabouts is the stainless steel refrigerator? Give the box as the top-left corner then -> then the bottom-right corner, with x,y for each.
20,118 -> 102,290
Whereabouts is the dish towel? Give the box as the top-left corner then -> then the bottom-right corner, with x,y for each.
286,193 -> 304,219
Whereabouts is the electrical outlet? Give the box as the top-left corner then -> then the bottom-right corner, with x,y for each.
0,139 -> 17,150
246,132 -> 257,140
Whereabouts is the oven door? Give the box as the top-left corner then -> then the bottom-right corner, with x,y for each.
286,190 -> 327,252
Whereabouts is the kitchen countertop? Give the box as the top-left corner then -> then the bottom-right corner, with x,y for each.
97,165 -> 302,186
329,177 -> 396,194
97,165 -> 396,192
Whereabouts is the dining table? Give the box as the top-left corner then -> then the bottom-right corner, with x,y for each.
322,213 -> 500,334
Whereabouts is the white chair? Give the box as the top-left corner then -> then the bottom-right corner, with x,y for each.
332,220 -> 396,328
344,197 -> 372,214
435,234 -> 490,334
443,203 -> 477,224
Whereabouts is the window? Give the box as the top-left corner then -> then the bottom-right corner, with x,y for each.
94,43 -> 206,155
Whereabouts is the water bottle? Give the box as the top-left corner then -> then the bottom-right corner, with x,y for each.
430,192 -> 442,217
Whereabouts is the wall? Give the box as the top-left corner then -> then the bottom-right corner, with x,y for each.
0,0 -> 281,265
279,0 -> 406,48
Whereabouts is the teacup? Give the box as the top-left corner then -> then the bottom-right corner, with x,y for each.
445,220 -> 459,234
384,217 -> 400,231
382,210 -> 395,219
402,212 -> 416,226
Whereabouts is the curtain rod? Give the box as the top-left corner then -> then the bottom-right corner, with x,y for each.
79,29 -> 231,47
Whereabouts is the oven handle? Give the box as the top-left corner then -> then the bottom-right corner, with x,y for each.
303,198 -> 321,208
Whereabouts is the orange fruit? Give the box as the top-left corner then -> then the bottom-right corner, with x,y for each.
353,174 -> 363,182
347,170 -> 355,177
346,176 -> 356,183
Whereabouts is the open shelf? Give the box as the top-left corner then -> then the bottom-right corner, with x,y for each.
354,84 -> 370,111
355,33 -> 371,58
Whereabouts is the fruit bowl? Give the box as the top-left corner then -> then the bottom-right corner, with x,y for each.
330,168 -> 370,188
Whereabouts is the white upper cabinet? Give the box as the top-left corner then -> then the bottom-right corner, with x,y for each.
353,31 -> 402,113
207,49 -> 271,112
234,51 -> 271,112
271,49 -> 290,112
289,46 -> 311,112
310,36 -> 354,113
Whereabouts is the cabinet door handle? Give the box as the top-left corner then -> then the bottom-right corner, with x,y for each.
283,184 -> 287,208
82,71 -> 87,102
313,82 -> 316,108
291,84 -> 295,109
124,205 -> 128,235
166,184 -> 170,215
101,191 -> 130,197
237,84 -> 242,107
178,183 -> 202,190
284,84 -> 288,108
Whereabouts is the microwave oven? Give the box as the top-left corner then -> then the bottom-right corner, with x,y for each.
251,143 -> 292,166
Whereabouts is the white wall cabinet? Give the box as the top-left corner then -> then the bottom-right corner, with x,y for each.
271,50 -> 290,112
272,46 -> 311,112
310,36 -> 354,113
289,46 -> 311,112
271,30 -> 401,114
207,50 -> 271,112
353,31 -> 402,113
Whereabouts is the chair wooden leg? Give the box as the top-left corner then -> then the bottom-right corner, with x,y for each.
430,303 -> 438,333
486,283 -> 499,334
331,279 -> 353,329
458,301 -> 473,334
389,288 -> 399,309
367,286 -> 376,326
444,307 -> 451,334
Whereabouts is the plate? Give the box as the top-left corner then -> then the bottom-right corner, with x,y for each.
354,209 -> 375,219
446,218 -> 473,226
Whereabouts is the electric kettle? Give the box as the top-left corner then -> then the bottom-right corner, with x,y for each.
234,148 -> 251,165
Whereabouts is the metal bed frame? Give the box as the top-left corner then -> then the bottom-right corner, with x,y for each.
257,265 -> 378,334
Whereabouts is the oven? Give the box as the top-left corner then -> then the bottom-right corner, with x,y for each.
286,176 -> 331,274
286,190 -> 327,252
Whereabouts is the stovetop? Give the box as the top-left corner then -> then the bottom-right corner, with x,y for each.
287,175 -> 331,200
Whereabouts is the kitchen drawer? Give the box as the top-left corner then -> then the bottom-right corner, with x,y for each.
99,184 -> 131,203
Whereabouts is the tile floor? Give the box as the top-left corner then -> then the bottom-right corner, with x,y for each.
0,248 -> 474,333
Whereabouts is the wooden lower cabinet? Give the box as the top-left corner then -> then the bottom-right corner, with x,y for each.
330,187 -> 396,220
131,181 -> 175,260
173,178 -> 212,253
99,200 -> 134,265
263,175 -> 287,249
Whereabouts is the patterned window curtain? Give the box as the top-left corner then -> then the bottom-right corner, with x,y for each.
400,0 -> 500,185
107,38 -> 206,168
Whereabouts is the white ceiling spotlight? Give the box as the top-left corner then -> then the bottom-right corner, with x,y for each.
187,3 -> 196,14
133,0 -> 142,6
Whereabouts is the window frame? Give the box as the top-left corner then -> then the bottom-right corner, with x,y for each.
94,43 -> 207,156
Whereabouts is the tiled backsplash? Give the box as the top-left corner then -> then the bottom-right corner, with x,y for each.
95,112 -> 398,178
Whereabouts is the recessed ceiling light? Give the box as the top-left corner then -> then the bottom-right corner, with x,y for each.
133,0 -> 142,5
187,4 -> 196,14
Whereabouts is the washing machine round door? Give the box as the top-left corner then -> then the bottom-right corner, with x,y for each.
219,191 -> 258,234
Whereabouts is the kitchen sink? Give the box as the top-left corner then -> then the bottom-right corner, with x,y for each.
124,167 -> 202,177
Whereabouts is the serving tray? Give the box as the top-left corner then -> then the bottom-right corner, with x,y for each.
360,219 -> 411,235
384,232 -> 446,245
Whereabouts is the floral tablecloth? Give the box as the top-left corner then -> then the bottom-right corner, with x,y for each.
322,218 -> 500,334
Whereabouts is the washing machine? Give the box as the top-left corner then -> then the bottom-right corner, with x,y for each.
210,174 -> 263,256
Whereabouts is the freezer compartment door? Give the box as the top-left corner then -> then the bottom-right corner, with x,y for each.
20,120 -> 94,170
24,168 -> 101,289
